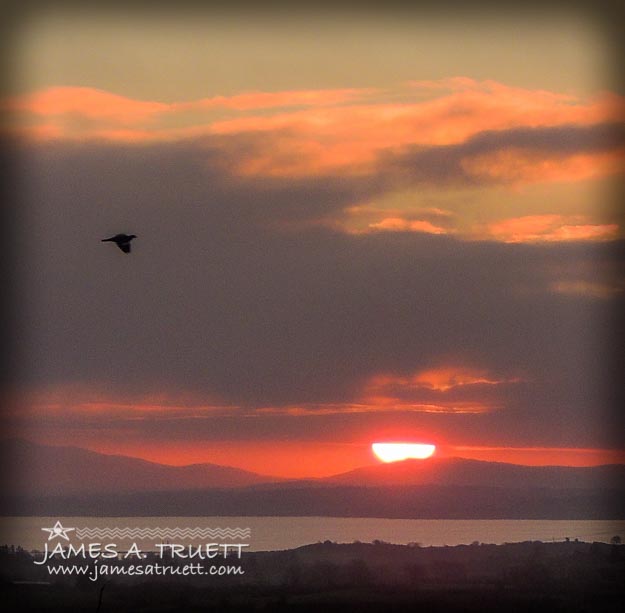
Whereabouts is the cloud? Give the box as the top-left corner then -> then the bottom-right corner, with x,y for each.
5,85 -> 371,119
402,367 -> 521,392
357,367 -> 522,415
256,402 -> 492,416
338,204 -> 458,236
5,87 -> 168,124
7,136 -> 624,450
206,81 -> 624,173
4,80 -> 624,184
2,85 -> 378,149
487,214 -> 619,243
379,122 -> 625,188
367,218 -> 448,234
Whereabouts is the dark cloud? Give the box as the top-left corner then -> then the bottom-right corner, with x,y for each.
455,122 -> 625,155
9,138 -> 624,448
377,122 -> 625,186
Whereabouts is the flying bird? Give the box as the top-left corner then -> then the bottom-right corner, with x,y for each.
101,233 -> 137,253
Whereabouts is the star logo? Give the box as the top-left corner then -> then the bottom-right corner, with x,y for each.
41,521 -> 75,541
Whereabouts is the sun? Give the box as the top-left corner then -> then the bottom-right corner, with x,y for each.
372,442 -> 436,463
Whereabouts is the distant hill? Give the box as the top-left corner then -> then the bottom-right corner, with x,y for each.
4,439 -> 280,495
322,456 -> 625,490
3,440 -> 624,518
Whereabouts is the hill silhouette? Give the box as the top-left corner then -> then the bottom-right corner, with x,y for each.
3,440 -> 624,518
323,456 -> 625,489
5,439 -> 280,495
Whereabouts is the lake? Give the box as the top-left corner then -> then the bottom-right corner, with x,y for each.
1,517 -> 624,551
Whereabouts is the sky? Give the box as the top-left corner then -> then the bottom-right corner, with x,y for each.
2,4 -> 625,477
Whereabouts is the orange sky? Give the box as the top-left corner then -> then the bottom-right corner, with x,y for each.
5,6 -> 624,481
12,434 -> 625,479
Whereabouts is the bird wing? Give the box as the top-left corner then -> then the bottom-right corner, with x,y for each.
117,242 -> 131,253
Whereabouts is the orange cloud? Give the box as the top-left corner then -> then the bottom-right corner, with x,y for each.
353,366 -> 522,415
334,204 -> 456,236
5,86 -> 368,120
12,373 -> 501,428
9,384 -> 236,422
487,214 -> 619,243
254,402 -> 489,416
368,367 -> 521,393
5,80 -> 624,183
461,149 -> 625,186
367,217 -> 448,234
412,368 -> 518,391
206,81 -> 625,176
210,83 -> 623,144
5,86 -> 168,123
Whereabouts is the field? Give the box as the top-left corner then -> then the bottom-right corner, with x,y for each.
1,540 -> 623,612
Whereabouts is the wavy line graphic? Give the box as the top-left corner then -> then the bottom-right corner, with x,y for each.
75,527 -> 251,540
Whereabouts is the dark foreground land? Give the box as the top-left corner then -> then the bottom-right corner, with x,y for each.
1,540 -> 623,612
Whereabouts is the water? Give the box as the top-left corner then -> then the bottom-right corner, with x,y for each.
2,517 -> 624,551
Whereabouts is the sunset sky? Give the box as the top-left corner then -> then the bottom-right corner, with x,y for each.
3,4 -> 624,477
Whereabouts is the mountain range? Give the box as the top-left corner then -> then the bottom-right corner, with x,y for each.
3,439 -> 624,518
5,439 -> 279,495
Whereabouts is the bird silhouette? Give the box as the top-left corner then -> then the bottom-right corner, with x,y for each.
101,233 -> 137,253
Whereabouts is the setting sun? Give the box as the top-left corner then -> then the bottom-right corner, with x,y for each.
372,442 -> 436,463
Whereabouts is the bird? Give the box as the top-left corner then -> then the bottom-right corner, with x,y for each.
101,233 -> 137,253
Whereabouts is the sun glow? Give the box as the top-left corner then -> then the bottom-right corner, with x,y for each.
372,442 -> 436,462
